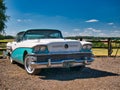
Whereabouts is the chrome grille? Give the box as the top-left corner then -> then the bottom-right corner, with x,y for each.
34,53 -> 92,62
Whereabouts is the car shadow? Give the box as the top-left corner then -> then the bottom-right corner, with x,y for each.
14,62 -> 119,81
38,67 -> 119,81
15,62 -> 25,68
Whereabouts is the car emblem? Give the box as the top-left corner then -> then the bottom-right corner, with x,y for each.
64,44 -> 69,49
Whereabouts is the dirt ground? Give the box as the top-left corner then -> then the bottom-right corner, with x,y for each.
0,57 -> 120,90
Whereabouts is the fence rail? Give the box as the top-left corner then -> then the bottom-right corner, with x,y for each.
0,37 -> 120,58
76,37 -> 120,56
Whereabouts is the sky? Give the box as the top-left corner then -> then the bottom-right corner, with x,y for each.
5,0 -> 120,37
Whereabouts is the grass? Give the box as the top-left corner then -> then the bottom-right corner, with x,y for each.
0,39 -> 14,56
92,48 -> 120,56
0,52 -> 2,55
0,39 -> 13,48
0,39 -> 14,42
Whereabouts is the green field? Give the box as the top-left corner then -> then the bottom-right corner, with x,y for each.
0,39 -> 14,42
92,48 -> 120,56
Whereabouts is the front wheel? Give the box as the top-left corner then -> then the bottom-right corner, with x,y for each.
24,56 -> 40,75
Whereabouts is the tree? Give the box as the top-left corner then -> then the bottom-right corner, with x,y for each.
0,0 -> 9,34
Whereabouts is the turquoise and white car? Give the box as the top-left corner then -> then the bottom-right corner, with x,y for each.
7,29 -> 94,75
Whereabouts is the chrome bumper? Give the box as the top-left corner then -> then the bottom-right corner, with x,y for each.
28,52 -> 94,69
30,59 -> 94,69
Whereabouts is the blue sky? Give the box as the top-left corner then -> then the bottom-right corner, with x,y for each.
5,0 -> 120,37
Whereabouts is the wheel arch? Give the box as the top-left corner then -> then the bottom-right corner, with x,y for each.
23,50 -> 28,62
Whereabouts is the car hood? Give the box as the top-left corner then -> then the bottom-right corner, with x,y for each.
9,39 -> 92,51
20,39 -> 80,47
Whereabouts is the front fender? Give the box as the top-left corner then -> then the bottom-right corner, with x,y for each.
11,47 -> 33,64
80,41 -> 92,46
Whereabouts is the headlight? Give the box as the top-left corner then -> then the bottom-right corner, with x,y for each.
34,46 -> 40,52
83,44 -> 92,50
40,46 -> 47,51
83,45 -> 87,49
87,45 -> 92,49
33,45 -> 48,53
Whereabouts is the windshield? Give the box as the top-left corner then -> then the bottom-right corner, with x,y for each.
23,30 -> 63,40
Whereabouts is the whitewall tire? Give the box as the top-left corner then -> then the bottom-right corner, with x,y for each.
24,56 -> 39,75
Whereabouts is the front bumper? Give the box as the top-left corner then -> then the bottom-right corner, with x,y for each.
28,52 -> 94,69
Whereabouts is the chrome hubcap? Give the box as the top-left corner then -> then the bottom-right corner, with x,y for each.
25,56 -> 35,73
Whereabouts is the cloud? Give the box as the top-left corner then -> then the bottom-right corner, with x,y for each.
87,28 -> 101,33
108,22 -> 114,25
73,29 -> 80,32
17,19 -> 22,22
85,19 -> 99,23
62,31 -> 78,36
98,33 -> 107,37
110,30 -> 120,37
113,30 -> 120,33
16,19 -> 32,22
61,28 -> 120,37
62,27 -> 102,37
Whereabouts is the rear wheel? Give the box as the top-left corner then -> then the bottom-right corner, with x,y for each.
10,57 -> 14,64
24,56 -> 40,75
8,54 -> 15,64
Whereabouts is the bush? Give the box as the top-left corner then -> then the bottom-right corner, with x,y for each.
4,35 -> 14,39
0,35 -> 14,40
0,35 -> 4,40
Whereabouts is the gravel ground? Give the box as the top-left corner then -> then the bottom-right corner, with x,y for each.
0,57 -> 120,90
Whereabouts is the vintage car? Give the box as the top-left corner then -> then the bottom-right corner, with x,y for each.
6,29 -> 94,75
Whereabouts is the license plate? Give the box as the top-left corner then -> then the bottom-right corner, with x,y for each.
63,61 -> 74,68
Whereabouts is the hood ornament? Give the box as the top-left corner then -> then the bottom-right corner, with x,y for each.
64,44 -> 69,49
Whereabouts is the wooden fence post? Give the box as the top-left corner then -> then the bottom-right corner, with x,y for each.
108,38 -> 112,57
